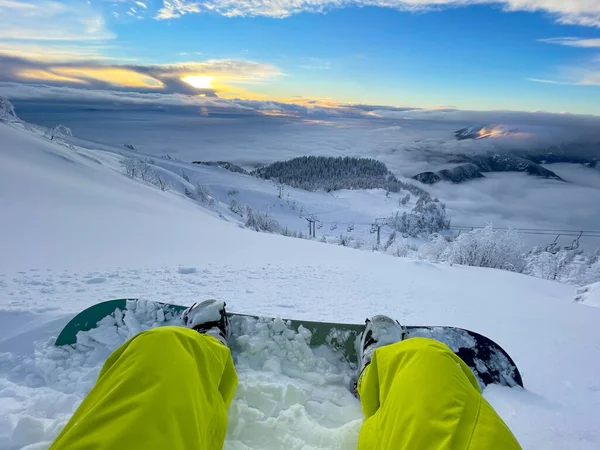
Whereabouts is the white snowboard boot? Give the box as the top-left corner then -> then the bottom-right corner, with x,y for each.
182,299 -> 229,346
357,315 -> 408,374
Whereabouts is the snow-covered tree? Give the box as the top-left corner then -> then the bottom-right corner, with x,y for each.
384,230 -> 397,250
228,191 -> 242,215
121,157 -> 137,178
0,97 -> 18,122
121,157 -> 168,191
136,159 -> 154,182
524,247 -> 600,285
154,174 -> 170,191
388,197 -> 450,237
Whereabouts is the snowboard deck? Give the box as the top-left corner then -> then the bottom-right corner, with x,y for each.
55,299 -> 523,388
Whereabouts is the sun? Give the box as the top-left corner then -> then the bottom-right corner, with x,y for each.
183,75 -> 214,89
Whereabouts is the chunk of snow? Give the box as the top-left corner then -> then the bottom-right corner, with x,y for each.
575,282 -> 600,307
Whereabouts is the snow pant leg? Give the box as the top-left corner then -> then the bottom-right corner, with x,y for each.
357,337 -> 521,450
50,326 -> 238,450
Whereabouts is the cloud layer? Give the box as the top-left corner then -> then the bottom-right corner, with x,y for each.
155,0 -> 600,28
0,56 -> 283,96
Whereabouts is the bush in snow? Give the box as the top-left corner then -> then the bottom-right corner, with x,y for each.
281,226 -> 298,237
245,207 -> 280,233
352,238 -> 364,249
0,97 -> 19,122
196,184 -> 212,203
180,170 -> 190,183
338,234 -> 351,247
387,241 -> 419,258
46,124 -> 73,141
441,226 -> 525,272
122,158 -> 137,178
417,233 -> 450,262
400,193 -> 410,206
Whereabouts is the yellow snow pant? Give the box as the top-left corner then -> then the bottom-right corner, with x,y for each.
51,329 -> 521,450
50,326 -> 238,450
357,337 -> 522,450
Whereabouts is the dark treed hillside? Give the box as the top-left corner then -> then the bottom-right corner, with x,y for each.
252,156 -> 428,197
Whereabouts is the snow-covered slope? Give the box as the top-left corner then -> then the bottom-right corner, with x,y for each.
1,122 -> 599,450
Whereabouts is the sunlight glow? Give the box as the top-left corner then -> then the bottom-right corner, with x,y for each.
183,75 -> 214,89
55,68 -> 164,88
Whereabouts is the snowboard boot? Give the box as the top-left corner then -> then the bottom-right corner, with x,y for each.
182,299 -> 229,346
354,315 -> 408,396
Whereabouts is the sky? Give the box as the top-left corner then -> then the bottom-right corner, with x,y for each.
1,0 -> 600,114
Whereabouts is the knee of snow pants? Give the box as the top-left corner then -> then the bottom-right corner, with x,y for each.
357,337 -> 522,450
50,326 -> 238,450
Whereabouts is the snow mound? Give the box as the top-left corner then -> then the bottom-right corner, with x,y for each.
574,282 -> 600,307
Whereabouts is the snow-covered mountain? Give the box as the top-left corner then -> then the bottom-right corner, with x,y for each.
1,119 -> 600,449
413,153 -> 564,184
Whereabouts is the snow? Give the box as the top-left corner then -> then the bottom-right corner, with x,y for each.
1,120 -> 600,449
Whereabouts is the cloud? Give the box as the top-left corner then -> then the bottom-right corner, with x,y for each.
0,0 -> 115,41
0,55 -> 283,96
4,79 -> 600,129
579,70 -> 600,85
540,37 -> 600,47
155,0 -> 200,20
0,42 -> 113,62
529,65 -> 600,86
0,81 -> 249,108
152,0 -> 600,28
527,77 -> 574,85
540,37 -> 600,48
535,36 -> 600,86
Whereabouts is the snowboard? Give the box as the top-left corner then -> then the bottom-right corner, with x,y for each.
55,299 -> 523,388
